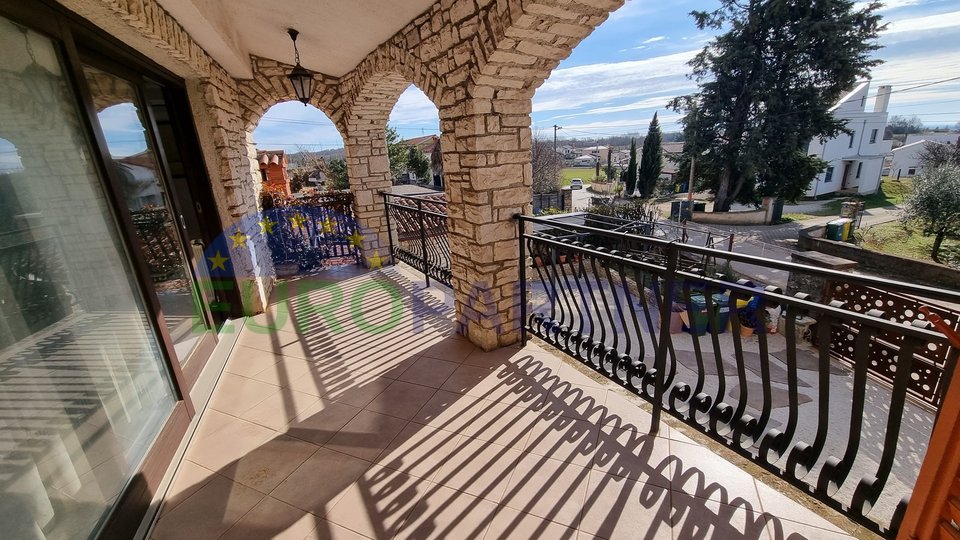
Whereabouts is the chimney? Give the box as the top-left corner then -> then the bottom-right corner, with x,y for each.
874,85 -> 892,113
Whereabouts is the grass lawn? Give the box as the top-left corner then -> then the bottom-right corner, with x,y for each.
857,220 -> 960,267
787,177 -> 913,220
561,167 -> 598,185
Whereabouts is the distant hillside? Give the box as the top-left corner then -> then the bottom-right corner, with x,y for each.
285,148 -> 344,167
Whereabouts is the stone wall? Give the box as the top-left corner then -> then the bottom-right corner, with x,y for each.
57,0 -> 627,348
799,225 -> 960,290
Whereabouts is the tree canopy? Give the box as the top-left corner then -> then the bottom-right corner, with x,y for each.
327,158 -> 349,190
888,115 -> 924,135
670,0 -> 885,211
407,145 -> 431,182
531,136 -> 562,194
903,164 -> 960,263
624,138 -> 638,196
386,125 -> 407,179
638,113 -> 663,198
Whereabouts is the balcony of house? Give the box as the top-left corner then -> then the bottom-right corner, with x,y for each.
148,263 -> 860,540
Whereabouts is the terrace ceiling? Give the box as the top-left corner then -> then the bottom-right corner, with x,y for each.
155,0 -> 437,78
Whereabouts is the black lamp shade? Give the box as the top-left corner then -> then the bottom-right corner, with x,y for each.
287,63 -> 315,106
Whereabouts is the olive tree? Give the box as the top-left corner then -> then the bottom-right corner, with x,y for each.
903,164 -> 960,263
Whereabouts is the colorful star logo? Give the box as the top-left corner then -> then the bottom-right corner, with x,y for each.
348,231 -> 365,248
207,250 -> 229,271
290,213 -> 307,228
321,218 -> 335,234
228,230 -> 248,249
259,217 -> 277,235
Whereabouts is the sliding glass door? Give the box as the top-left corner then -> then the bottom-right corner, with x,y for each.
0,15 -> 176,539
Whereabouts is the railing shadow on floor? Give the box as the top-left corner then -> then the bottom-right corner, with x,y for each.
151,266 -> 829,540
515,212 -> 960,536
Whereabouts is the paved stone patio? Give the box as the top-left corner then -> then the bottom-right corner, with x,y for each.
150,266 -> 860,539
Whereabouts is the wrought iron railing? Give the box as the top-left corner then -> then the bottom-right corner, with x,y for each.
515,213 -> 960,536
261,192 -> 361,271
382,192 -> 451,287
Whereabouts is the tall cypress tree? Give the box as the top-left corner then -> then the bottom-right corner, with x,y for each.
669,0 -> 883,211
638,113 -> 663,198
625,138 -> 638,197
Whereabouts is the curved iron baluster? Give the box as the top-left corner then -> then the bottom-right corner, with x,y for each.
818,310 -> 882,497
851,326 -> 923,517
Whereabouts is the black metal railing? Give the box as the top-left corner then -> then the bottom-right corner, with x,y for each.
383,192 -> 451,287
515,213 -> 960,536
261,192 -> 361,272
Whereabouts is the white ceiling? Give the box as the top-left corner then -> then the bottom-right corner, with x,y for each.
156,0 -> 437,78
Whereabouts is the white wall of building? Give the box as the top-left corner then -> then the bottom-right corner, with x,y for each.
888,140 -> 944,179
905,133 -> 960,146
806,82 -> 893,197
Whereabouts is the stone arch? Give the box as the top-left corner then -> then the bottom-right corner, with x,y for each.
236,56 -> 345,136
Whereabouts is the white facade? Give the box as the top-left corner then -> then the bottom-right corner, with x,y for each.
887,140 -> 945,179
806,82 -> 893,197
905,132 -> 960,146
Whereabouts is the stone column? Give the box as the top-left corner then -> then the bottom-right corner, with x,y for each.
440,95 -> 533,350
342,120 -> 392,267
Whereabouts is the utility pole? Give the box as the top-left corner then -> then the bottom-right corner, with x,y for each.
553,125 -> 562,153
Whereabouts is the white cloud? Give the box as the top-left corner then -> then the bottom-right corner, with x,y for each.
855,0 -> 923,12
389,85 -> 439,125
884,10 -> 960,34
642,36 -> 666,44
533,49 -> 699,113
560,114 -> 683,133
553,95 -> 678,119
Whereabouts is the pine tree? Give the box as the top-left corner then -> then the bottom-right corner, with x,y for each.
670,0 -> 884,211
625,138 -> 638,196
638,113 -> 663,198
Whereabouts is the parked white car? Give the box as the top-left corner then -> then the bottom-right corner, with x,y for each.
570,178 -> 584,190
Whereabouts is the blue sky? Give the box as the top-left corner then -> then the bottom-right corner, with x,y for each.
251,1 -> 956,150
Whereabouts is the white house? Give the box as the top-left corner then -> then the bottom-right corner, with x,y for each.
806,82 -> 893,197
572,154 -> 598,167
887,140 -> 945,179
905,133 -> 960,146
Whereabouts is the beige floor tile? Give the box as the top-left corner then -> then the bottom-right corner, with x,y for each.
395,484 -> 498,540
754,481 -> 849,534
375,422 -> 461,481
764,517 -> 853,540
208,372 -> 281,417
455,401 -> 537,449
157,460 -> 219,517
412,390 -> 492,434
325,409 -> 409,462
439,364 -> 502,398
420,336 -> 476,362
484,506 -> 578,540
184,415 -> 278,473
192,408 -> 236,441
601,390 -> 657,432
238,326 -> 310,358
578,470 -> 674,540
541,378 -> 608,423
323,466 -> 428,539
218,434 -> 319,494
285,399 -> 363,446
271,447 -> 372,516
241,388 -> 322,431
461,345 -> 524,368
522,415 -> 600,467
315,376 -> 392,408
152,474 -> 265,540
433,437 -> 522,503
668,439 -> 763,508
225,345 -> 286,377
591,424 -> 673,486
221,496 -> 322,540
397,356 -> 460,388
670,491 -> 769,540
364,380 -> 438,420
303,518 -> 373,540
247,354 -> 316,387
499,454 -> 590,528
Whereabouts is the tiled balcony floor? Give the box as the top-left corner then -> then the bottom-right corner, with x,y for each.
151,266 -> 860,540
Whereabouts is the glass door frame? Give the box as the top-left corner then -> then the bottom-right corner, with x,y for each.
76,50 -> 221,384
0,1 -> 240,537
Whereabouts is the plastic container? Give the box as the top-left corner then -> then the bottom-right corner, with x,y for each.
826,219 -> 845,241
682,294 -> 710,335
710,293 -> 730,333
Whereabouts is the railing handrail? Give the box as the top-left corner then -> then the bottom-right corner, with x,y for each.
383,200 -> 448,220
516,213 -> 960,304
528,232 -> 946,343
381,191 -> 448,205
